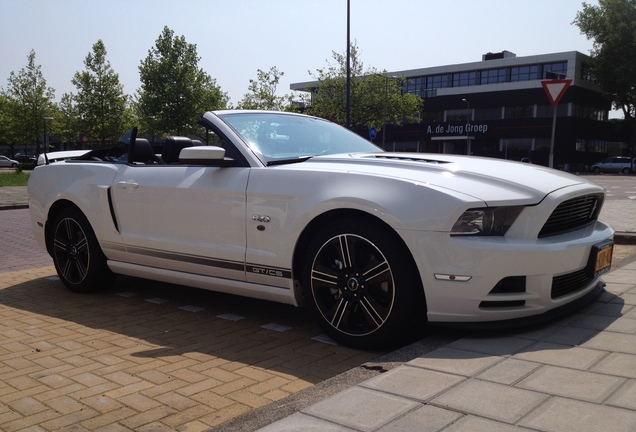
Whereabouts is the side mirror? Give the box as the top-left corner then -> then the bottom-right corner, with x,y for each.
178,146 -> 234,167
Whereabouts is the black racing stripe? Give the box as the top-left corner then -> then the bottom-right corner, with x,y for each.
122,245 -> 292,279
125,245 -> 245,272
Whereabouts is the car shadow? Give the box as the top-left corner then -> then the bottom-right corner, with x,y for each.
0,273 -> 389,385
371,287 -> 628,370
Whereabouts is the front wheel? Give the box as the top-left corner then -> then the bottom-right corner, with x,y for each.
302,219 -> 425,349
51,208 -> 113,293
622,167 -> 631,174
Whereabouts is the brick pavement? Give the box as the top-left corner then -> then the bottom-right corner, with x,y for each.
0,208 -> 381,431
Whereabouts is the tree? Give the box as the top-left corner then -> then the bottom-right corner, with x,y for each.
0,94 -> 18,155
237,66 -> 304,111
306,43 -> 422,132
574,0 -> 636,120
2,50 -> 55,155
137,26 -> 228,137
56,93 -> 82,149
72,40 -> 129,145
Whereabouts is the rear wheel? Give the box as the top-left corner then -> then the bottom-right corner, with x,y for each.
622,167 -> 631,174
302,219 -> 424,349
51,208 -> 113,293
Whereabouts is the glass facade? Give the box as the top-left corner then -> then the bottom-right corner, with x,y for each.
403,61 -> 569,97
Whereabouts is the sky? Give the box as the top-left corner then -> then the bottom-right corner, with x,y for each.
1,0 -> 600,109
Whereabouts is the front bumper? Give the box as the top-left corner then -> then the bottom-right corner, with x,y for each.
400,219 -> 614,323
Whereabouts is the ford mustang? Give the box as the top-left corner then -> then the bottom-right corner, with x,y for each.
28,110 -> 614,348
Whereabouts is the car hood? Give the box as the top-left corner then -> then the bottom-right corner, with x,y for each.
298,152 -> 598,205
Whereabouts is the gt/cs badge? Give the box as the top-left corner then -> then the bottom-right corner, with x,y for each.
252,214 -> 271,223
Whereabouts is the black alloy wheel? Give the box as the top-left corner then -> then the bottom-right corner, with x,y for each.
303,219 -> 423,349
51,208 -> 112,293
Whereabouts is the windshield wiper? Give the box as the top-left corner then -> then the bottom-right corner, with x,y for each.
266,156 -> 313,166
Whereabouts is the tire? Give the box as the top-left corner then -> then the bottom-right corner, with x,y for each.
592,167 -> 601,174
51,208 -> 113,293
622,168 -> 631,174
302,219 -> 424,349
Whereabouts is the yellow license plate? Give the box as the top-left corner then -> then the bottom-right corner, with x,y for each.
594,242 -> 613,277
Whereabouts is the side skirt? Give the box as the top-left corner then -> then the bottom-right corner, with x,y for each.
107,261 -> 300,306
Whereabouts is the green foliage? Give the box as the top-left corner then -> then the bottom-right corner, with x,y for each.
237,66 -> 304,111
574,0 -> 636,119
0,171 -> 30,187
56,92 -> 82,147
2,50 -> 56,154
137,26 -> 229,137
72,40 -> 130,145
306,43 -> 422,131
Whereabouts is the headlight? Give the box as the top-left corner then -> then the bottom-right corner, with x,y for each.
451,207 -> 523,236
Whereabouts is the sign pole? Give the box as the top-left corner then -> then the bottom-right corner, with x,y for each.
549,107 -> 557,169
541,79 -> 572,169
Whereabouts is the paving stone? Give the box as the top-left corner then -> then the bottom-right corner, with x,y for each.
258,412 -> 357,431
476,358 -> 541,385
513,341 -> 608,370
407,347 -> 503,376
443,415 -> 532,432
591,352 -> 636,378
376,405 -> 462,432
517,365 -> 625,403
582,331 -> 636,355
447,336 -> 535,357
519,396 -> 636,432
607,379 -> 636,410
361,365 -> 465,401
431,379 -> 548,424
302,387 -> 419,432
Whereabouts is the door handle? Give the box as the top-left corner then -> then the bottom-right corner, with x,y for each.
117,181 -> 139,189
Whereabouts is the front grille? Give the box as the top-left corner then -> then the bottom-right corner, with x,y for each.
551,268 -> 594,299
539,194 -> 603,238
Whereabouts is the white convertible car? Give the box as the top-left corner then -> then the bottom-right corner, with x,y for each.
28,110 -> 614,348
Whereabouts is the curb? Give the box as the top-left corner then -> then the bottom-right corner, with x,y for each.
0,204 -> 29,211
614,232 -> 636,245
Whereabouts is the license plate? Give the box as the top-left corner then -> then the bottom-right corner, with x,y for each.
591,241 -> 613,278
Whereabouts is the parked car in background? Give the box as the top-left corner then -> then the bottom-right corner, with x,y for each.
14,152 -> 37,163
0,155 -> 19,168
591,156 -> 635,174
28,110 -> 615,349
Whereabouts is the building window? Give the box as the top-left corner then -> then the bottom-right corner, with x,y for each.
481,68 -> 507,84
573,104 -> 606,121
422,111 -> 444,122
474,107 -> 503,120
536,104 -> 568,118
542,62 -> 567,79
446,109 -> 471,122
452,71 -> 477,87
510,65 -> 539,82
405,77 -> 424,97
429,74 -> 450,90
504,105 -> 534,119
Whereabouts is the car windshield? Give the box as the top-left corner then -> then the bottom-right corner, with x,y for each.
217,112 -> 383,165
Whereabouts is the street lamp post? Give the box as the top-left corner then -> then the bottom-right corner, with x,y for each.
462,98 -> 470,155
42,117 -> 53,161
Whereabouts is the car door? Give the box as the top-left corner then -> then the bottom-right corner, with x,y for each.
110,163 -> 249,281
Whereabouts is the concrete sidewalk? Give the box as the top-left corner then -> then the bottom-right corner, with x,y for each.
251,260 -> 636,431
